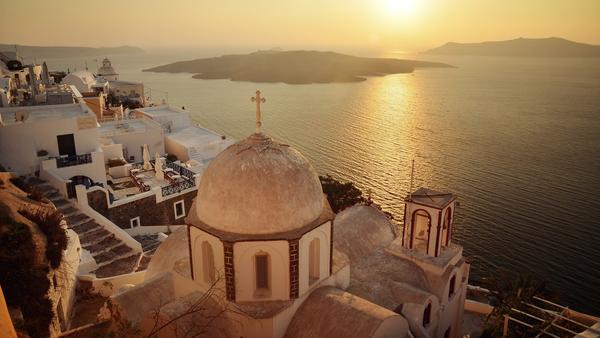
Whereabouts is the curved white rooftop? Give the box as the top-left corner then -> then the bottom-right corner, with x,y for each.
194,132 -> 325,235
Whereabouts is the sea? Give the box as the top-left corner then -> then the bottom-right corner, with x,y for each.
39,49 -> 600,315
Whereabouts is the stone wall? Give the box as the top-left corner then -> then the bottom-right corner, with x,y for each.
87,189 -> 196,229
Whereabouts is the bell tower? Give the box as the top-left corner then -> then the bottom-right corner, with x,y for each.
402,188 -> 457,257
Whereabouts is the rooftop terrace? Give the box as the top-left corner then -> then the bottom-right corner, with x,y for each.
99,117 -> 162,137
0,102 -> 92,125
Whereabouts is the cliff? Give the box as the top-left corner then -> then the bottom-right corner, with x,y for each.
423,37 -> 600,57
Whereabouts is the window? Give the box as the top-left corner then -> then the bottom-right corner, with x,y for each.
255,253 -> 270,296
448,275 -> 456,299
442,208 -> 452,247
130,216 -> 140,228
201,241 -> 216,284
308,238 -> 320,285
174,200 -> 185,219
444,327 -> 451,338
411,210 -> 431,254
423,302 -> 431,327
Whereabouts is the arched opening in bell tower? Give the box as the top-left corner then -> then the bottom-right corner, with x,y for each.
411,209 -> 432,255
442,207 -> 452,247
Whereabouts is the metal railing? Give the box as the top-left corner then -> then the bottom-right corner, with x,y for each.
161,179 -> 195,196
55,153 -> 92,168
164,159 -> 195,180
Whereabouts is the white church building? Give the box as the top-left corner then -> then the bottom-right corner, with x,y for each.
111,91 -> 470,338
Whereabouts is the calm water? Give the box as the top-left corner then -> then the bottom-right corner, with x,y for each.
43,51 -> 600,314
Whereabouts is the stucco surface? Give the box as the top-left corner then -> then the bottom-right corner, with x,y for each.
112,272 -> 176,323
347,248 -> 430,310
146,227 -> 191,280
285,286 -> 404,338
196,132 -> 324,235
333,204 -> 395,263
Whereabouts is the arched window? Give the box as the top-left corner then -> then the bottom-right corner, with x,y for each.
442,207 -> 452,247
201,241 -> 215,284
448,274 -> 456,300
423,302 -> 432,327
411,210 -> 432,254
444,327 -> 451,338
254,252 -> 270,297
309,238 -> 320,285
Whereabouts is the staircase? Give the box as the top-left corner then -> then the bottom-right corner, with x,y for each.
30,180 -> 142,278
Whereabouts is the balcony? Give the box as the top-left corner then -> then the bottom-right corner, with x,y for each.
55,153 -> 93,168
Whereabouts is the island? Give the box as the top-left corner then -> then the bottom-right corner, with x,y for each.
143,50 -> 453,84
423,37 -> 600,57
0,44 -> 144,60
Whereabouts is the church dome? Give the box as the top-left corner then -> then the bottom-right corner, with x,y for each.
195,132 -> 324,235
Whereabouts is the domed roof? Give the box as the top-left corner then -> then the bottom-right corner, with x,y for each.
195,132 -> 324,235
98,58 -> 117,76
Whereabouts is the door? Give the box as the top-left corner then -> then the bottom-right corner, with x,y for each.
57,134 -> 76,156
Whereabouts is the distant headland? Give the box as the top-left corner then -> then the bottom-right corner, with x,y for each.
423,37 -> 600,57
143,50 -> 453,85
0,44 -> 144,59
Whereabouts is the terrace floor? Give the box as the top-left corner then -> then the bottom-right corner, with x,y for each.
107,176 -> 139,199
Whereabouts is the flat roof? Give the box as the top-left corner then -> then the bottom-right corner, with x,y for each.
166,126 -> 224,146
0,103 -> 90,125
99,117 -> 162,137
134,105 -> 186,118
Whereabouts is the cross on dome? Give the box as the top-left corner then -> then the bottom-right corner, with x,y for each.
251,90 -> 266,134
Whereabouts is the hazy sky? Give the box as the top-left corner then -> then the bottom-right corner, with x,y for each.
1,0 -> 599,53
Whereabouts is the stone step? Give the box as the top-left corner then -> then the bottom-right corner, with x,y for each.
65,213 -> 90,225
111,244 -> 133,256
35,183 -> 57,194
81,231 -> 114,248
93,251 -> 118,264
87,236 -> 122,254
53,198 -> 70,208
59,206 -> 78,216
45,190 -> 61,199
94,247 -> 134,266
78,228 -> 110,245
70,219 -> 100,233
143,241 -> 161,252
93,253 -> 140,278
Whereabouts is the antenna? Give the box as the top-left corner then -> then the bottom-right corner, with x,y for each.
409,159 -> 415,201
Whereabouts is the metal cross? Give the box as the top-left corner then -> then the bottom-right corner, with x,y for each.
250,90 -> 266,134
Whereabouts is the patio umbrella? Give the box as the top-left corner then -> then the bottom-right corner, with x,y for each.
143,144 -> 151,170
155,152 -> 165,181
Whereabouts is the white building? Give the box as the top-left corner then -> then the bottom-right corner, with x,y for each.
108,80 -> 144,105
97,57 -> 118,81
98,117 -> 165,163
132,105 -> 233,171
110,121 -> 469,337
0,98 -> 106,197
61,70 -> 108,95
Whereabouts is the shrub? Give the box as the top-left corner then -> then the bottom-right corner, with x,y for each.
19,209 -> 68,269
10,176 -> 30,193
28,187 -> 45,202
319,175 -> 366,213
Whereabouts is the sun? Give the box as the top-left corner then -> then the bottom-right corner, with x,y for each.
384,0 -> 419,16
